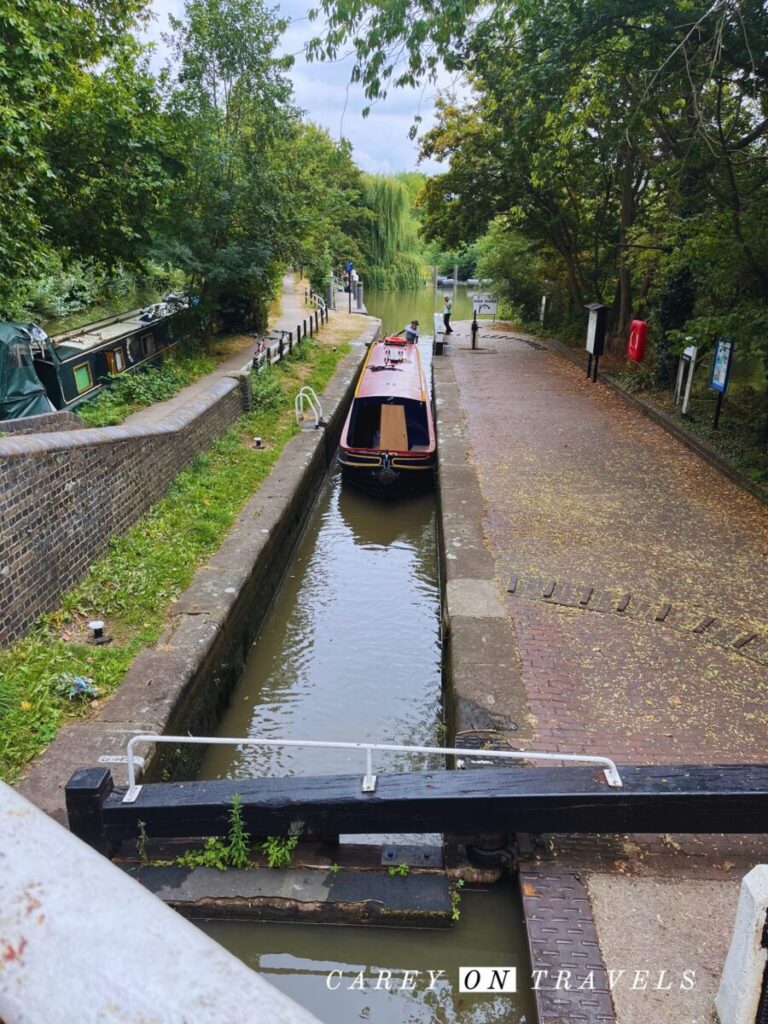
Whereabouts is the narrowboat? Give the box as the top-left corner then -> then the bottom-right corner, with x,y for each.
338,335 -> 436,499
0,296 -> 186,422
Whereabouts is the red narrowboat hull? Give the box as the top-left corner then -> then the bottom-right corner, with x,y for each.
338,336 -> 436,500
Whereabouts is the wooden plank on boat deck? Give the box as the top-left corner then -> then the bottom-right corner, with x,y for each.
99,764 -> 768,840
379,403 -> 408,450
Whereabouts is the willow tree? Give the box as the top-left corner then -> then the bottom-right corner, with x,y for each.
360,175 -> 422,289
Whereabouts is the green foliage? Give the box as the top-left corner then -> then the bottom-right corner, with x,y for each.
227,793 -> 251,869
260,834 -> 298,869
77,354 -> 215,427
329,863 -> 341,874
358,176 -> 424,290
475,220 -> 542,319
450,878 -> 465,921
177,836 -> 232,871
0,0 -> 149,311
388,862 -> 410,877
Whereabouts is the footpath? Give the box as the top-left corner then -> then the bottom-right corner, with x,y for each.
436,320 -> 768,1024
124,272 -> 311,426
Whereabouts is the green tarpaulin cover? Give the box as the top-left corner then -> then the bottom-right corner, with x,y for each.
0,322 -> 56,420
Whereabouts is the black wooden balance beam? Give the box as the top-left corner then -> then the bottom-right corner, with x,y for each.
66,763 -> 768,855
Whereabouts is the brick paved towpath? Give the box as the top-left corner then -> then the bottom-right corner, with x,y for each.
446,322 -> 768,766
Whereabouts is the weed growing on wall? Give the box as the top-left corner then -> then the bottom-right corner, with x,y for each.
260,835 -> 299,869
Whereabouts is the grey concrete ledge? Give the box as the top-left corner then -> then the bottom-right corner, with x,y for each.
125,863 -> 452,927
16,319 -> 381,823
432,354 -> 533,742
0,375 -> 241,457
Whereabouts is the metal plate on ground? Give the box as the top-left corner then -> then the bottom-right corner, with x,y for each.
381,844 -> 444,868
520,867 -> 616,1022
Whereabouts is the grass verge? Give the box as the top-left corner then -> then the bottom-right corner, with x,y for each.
77,351 -> 216,427
0,336 -> 350,783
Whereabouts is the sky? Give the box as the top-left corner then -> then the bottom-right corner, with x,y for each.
144,0 -> 448,174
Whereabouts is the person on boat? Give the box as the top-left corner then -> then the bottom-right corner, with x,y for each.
442,296 -> 454,334
398,320 -> 420,343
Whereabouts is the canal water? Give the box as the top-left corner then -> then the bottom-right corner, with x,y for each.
365,284 -> 476,338
197,286 -> 535,1023
202,885 -> 533,1024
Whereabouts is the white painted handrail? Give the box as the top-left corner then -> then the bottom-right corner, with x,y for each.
122,733 -> 623,803
294,385 -> 323,428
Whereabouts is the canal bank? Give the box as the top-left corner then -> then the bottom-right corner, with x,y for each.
433,318 -> 768,1024
16,315 -> 381,823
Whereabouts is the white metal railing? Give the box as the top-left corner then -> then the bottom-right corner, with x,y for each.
294,385 -> 323,428
121,733 -> 623,803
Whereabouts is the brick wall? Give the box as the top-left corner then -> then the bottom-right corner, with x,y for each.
0,374 -> 249,645
0,411 -> 86,435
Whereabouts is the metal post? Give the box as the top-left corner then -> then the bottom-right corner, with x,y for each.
471,314 -> 479,350
587,353 -> 593,378
592,353 -> 600,382
713,391 -> 724,430
303,318 -> 308,338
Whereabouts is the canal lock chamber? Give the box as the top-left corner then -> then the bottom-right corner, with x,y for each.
122,311 -> 536,1023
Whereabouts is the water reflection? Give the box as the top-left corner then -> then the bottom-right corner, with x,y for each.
200,471 -> 442,781
198,885 -> 534,1024
365,285 -> 476,340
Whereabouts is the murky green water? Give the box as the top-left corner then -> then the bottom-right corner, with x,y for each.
199,884 -> 535,1024
200,472 -> 443,780
365,284 -> 477,338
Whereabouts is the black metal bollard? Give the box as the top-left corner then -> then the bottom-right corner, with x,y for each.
471,315 -> 479,350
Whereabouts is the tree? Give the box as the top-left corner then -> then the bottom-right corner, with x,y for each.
0,0 -> 150,313
161,0 -> 298,329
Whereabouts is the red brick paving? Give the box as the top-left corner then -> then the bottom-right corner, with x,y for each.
452,331 -> 768,765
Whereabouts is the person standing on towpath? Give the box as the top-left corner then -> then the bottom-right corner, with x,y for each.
443,296 -> 454,334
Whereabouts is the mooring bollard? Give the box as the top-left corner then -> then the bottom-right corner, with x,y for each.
715,865 -> 768,1024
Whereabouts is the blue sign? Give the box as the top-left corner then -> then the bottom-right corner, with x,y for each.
709,336 -> 735,394
345,261 -> 353,272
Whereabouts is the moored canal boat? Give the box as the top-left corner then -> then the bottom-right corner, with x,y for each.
338,334 -> 436,499
0,296 -> 186,421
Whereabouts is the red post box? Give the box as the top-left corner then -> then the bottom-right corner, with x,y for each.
627,319 -> 648,362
